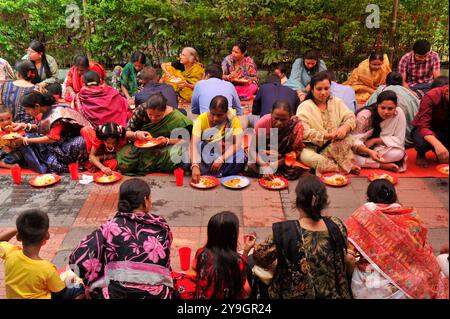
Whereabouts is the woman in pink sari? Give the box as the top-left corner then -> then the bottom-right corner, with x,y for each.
346,180 -> 449,299
73,71 -> 128,128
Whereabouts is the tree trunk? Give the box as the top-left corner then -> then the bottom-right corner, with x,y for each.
390,0 -> 399,65
82,0 -> 92,60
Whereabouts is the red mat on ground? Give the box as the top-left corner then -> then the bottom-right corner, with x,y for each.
354,148 -> 448,178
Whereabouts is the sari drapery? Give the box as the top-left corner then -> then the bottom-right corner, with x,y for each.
163,63 -> 204,102
344,54 -> 391,105
64,62 -> 107,102
117,109 -> 193,176
74,84 -> 128,128
347,203 -> 449,299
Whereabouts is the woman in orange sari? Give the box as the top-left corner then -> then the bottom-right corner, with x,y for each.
346,180 -> 449,299
344,52 -> 391,106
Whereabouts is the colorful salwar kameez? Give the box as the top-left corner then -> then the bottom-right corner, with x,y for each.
221,55 -> 259,99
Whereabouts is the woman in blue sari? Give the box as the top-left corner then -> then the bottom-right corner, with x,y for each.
190,95 -> 247,183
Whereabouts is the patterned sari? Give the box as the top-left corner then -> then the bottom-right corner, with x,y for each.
347,203 -> 449,299
163,63 -> 204,102
69,212 -> 174,299
117,109 -> 193,176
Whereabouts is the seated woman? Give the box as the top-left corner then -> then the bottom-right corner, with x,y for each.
161,47 -> 204,102
73,71 -> 128,128
22,40 -> 59,90
285,49 -> 327,101
352,90 -> 407,172
1,60 -> 37,123
365,71 -> 420,147
346,180 -> 449,299
246,100 -> 306,180
64,55 -> 106,102
296,71 -> 360,175
190,95 -> 247,183
119,51 -> 146,105
221,43 -> 259,100
0,57 -> 14,84
117,93 -> 193,176
344,52 -> 391,106
174,211 -> 254,299
11,91 -> 92,173
69,178 -> 174,299
253,174 -> 353,299
81,122 -> 128,175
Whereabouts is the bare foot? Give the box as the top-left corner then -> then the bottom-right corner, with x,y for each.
350,165 -> 361,175
415,155 -> 429,168
380,163 -> 399,172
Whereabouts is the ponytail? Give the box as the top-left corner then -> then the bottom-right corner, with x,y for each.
295,174 -> 329,220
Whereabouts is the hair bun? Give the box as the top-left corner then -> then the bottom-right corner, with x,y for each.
118,199 -> 132,213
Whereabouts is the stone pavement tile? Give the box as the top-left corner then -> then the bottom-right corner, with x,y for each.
397,189 -> 444,207
242,183 -> 284,227
424,179 -> 449,207
428,228 -> 450,255
170,226 -> 205,272
415,208 -> 449,229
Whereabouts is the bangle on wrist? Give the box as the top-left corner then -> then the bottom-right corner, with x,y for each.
191,163 -> 200,170
165,137 -> 170,146
133,131 -> 138,140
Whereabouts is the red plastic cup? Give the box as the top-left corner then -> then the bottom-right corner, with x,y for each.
174,167 -> 184,186
179,247 -> 191,271
11,165 -> 21,184
68,163 -> 79,180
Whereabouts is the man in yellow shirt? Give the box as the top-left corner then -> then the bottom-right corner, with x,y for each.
0,209 -> 83,299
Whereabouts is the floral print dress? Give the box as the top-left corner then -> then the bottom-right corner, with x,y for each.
69,212 -> 174,299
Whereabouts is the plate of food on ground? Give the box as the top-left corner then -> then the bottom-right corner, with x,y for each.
29,174 -> 61,187
320,173 -> 350,187
134,137 -> 164,149
0,131 -> 25,140
259,176 -> 289,190
190,176 -> 220,189
436,164 -> 449,175
368,172 -> 398,184
169,77 -> 183,83
93,171 -> 123,184
221,175 -> 251,190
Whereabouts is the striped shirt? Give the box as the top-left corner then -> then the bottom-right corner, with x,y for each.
398,51 -> 440,87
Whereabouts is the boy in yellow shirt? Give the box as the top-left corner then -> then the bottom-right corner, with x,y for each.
0,209 -> 84,299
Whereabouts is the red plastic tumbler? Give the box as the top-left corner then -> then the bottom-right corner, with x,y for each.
68,163 -> 79,180
174,167 -> 184,186
11,165 -> 21,184
178,247 -> 191,271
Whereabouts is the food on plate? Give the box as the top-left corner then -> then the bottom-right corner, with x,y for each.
439,165 -> 449,174
223,177 -> 242,188
33,174 -> 56,186
1,132 -> 22,140
323,174 -> 347,186
97,174 -> 118,183
263,177 -> 284,188
198,177 -> 216,187
371,173 -> 395,183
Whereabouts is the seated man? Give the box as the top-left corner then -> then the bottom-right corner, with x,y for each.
134,67 -> 178,109
398,40 -> 441,98
191,63 -> 242,115
327,71 -> 357,112
411,85 -> 449,167
250,74 -> 299,127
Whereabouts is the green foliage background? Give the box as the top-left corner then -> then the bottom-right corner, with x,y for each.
1,0 -> 448,77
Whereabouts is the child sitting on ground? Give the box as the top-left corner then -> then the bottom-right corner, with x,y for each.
0,105 -> 24,168
0,209 -> 84,299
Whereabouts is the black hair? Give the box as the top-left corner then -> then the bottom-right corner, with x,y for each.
431,76 -> 449,89
272,99 -> 292,115
16,209 -> 49,246
46,83 -> 63,97
233,43 -> 247,56
196,211 -> 243,299
83,71 -> 100,86
140,66 -> 159,82
117,178 -> 151,213
386,71 -> 403,86
205,64 -> 223,79
304,71 -> 332,101
369,51 -> 384,62
303,49 -> 321,73
265,73 -> 281,84
295,174 -> 329,222
356,90 -> 397,138
96,122 -> 126,141
275,62 -> 287,74
209,95 -> 228,113
413,40 -> 431,55
28,40 -> 52,82
22,91 -> 56,109
15,60 -> 37,82
130,51 -> 147,64
144,92 -> 167,112
367,179 -> 397,204
73,55 -> 90,68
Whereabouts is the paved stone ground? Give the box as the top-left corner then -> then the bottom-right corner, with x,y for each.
0,174 -> 448,298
